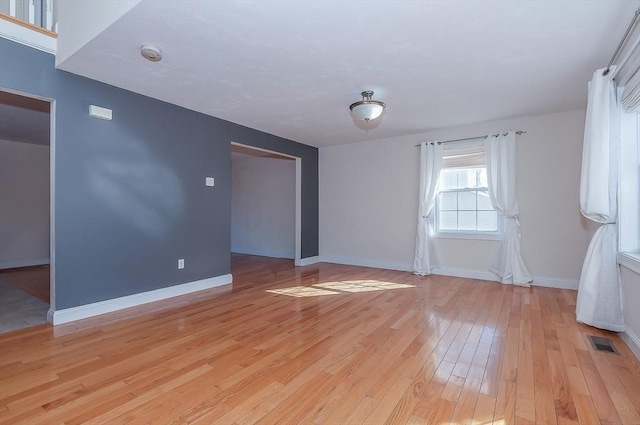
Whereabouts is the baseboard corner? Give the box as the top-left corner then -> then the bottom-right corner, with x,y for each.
296,256 -> 321,266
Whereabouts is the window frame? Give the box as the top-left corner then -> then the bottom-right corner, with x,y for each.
433,148 -> 503,240
617,102 -> 639,272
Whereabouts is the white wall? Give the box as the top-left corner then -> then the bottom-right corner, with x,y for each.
0,139 -> 50,268
231,156 -> 295,259
320,109 -> 597,287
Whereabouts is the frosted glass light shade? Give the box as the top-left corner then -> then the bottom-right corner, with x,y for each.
350,103 -> 385,121
349,90 -> 386,122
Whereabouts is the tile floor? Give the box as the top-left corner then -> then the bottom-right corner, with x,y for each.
0,280 -> 49,333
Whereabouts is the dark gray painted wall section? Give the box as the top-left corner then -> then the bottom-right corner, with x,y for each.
0,38 -> 319,309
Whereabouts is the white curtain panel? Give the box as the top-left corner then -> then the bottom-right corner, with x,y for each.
484,132 -> 533,286
576,68 -> 624,332
413,142 -> 443,275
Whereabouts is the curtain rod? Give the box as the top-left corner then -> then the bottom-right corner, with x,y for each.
414,130 -> 526,147
603,7 -> 640,76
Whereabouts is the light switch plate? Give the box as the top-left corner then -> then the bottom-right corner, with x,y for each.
205,177 -> 215,187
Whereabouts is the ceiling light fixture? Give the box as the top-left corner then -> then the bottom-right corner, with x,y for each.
349,90 -> 386,122
140,45 -> 163,62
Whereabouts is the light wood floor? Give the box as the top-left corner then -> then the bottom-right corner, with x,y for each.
0,254 -> 638,424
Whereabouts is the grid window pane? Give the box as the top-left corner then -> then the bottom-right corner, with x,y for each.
439,170 -> 458,190
478,169 -> 488,188
436,162 -> 498,233
458,211 -> 476,231
477,191 -> 493,210
458,169 -> 474,188
439,211 -> 457,230
478,211 -> 498,231
458,191 -> 477,210
439,192 -> 457,210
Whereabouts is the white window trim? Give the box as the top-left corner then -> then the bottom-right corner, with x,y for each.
434,230 -> 502,241
619,252 -> 640,274
434,149 -> 503,240
435,200 -> 503,240
617,92 -> 639,265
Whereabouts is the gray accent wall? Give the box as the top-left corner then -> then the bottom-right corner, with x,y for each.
0,38 -> 319,310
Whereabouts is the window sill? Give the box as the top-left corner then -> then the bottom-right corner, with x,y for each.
619,251 -> 640,275
434,232 -> 501,241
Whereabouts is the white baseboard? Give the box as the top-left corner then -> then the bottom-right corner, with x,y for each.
620,327 -> 640,360
318,255 -> 412,272
432,267 -> 499,282
0,258 -> 50,269
231,248 -> 294,260
316,256 -> 579,290
50,274 -> 232,325
532,276 -> 579,290
295,256 -> 321,266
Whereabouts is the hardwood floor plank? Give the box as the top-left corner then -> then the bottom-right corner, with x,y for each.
578,355 -> 622,425
548,349 -> 579,423
473,394 -> 496,424
0,255 -> 638,424
609,392 -> 640,425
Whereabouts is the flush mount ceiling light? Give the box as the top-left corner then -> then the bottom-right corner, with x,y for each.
349,90 -> 386,122
140,45 -> 162,62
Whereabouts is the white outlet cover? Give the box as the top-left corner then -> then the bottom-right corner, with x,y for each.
205,177 -> 215,187
178,259 -> 185,269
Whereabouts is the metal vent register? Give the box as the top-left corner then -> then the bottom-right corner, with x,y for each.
587,335 -> 620,355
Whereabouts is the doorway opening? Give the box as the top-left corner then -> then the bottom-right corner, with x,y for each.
230,142 -> 302,265
0,88 -> 55,333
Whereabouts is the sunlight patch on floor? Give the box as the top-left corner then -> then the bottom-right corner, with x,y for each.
314,280 -> 415,292
266,286 -> 339,298
267,280 -> 415,297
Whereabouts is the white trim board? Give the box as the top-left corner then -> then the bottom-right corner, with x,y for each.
619,252 -> 640,275
318,255 -> 412,272
315,256 -> 579,289
50,274 -> 232,325
620,327 -> 640,360
0,258 -> 50,270
432,267 -> 498,282
231,248 -> 295,260
295,256 -> 321,266
0,18 -> 56,54
532,276 -> 579,290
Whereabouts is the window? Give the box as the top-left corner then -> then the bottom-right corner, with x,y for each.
618,108 -> 639,260
435,143 -> 500,237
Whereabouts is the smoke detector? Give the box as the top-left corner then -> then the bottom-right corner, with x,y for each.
140,45 -> 162,62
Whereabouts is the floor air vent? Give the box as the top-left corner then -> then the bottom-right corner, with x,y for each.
588,335 -> 619,355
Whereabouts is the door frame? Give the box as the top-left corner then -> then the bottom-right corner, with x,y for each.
230,141 -> 302,264
0,87 -> 56,315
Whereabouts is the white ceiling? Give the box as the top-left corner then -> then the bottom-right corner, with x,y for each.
57,0 -> 638,148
